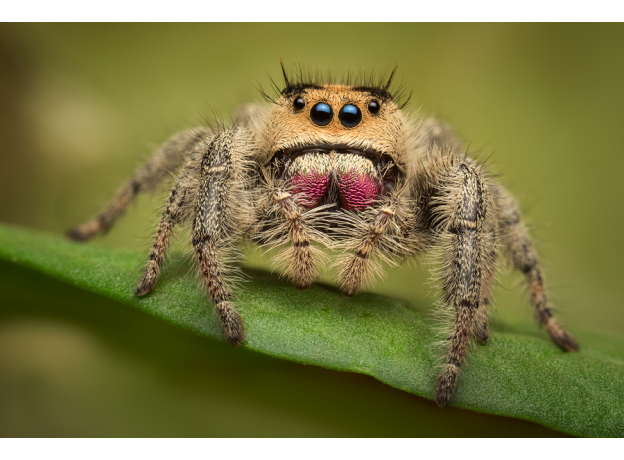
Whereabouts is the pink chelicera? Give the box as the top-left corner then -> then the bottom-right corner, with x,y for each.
290,168 -> 382,211
336,170 -> 382,210
290,171 -> 331,208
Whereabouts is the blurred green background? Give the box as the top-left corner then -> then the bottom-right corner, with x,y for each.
1,23 -> 622,436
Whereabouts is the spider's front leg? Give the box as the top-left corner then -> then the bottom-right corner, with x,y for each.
191,128 -> 254,346
336,199 -> 399,297
270,187 -> 321,290
432,161 -> 497,408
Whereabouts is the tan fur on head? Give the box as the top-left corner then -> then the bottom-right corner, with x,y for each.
251,85 -> 411,167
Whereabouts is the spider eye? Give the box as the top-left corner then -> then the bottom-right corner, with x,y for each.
368,100 -> 381,115
293,97 -> 305,111
310,102 -> 333,126
339,104 -> 362,128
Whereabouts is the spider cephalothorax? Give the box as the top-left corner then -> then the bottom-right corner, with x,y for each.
67,67 -> 579,408
257,83 -> 406,214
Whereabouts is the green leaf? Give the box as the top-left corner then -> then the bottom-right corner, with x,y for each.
0,223 -> 622,437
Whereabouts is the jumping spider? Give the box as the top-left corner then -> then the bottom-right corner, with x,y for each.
67,67 -> 579,408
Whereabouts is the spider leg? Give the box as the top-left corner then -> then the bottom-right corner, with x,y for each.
135,165 -> 191,296
271,189 -> 319,290
67,128 -> 206,241
430,160 -> 493,408
192,128 -> 253,346
418,118 -> 463,151
417,119 -> 498,345
473,223 -> 498,344
336,203 -> 397,297
497,188 -> 579,352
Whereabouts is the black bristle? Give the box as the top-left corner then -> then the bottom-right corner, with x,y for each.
280,58 -> 290,88
267,61 -> 410,107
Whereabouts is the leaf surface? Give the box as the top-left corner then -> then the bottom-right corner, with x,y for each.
0,223 -> 622,437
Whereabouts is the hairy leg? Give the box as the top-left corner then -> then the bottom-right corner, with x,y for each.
497,188 -> 579,351
336,203 -> 397,297
67,128 -> 207,241
418,118 -> 463,152
192,128 -> 254,346
473,223 -> 498,344
429,160 -> 493,408
135,164 -> 193,296
271,188 -> 319,290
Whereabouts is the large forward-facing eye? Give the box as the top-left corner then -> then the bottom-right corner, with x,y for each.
339,104 -> 362,128
310,102 -> 333,126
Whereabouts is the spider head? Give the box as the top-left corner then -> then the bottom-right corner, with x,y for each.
265,84 -> 406,161
261,84 -> 405,211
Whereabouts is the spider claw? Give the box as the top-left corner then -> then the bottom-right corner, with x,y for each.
546,317 -> 579,352
219,303 -> 246,347
435,364 -> 460,408
295,282 -> 311,291
135,260 -> 159,296
340,284 -> 358,298
554,335 -> 580,352
66,221 -> 100,242
135,282 -> 154,297
65,228 -> 84,241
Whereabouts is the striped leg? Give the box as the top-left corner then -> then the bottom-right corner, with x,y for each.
433,163 -> 492,408
498,188 -> 579,352
271,189 -> 319,290
337,204 -> 396,297
67,129 -> 205,241
473,223 -> 498,345
191,129 -> 252,346
135,171 -> 190,296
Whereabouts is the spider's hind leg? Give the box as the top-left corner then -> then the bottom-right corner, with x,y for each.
135,161 -> 194,296
497,188 -> 579,352
67,129 -> 205,241
418,118 -> 463,152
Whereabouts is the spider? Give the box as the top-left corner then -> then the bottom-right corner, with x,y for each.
67,66 -> 579,408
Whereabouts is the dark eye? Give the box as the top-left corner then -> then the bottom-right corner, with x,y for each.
310,102 -> 333,126
293,97 -> 305,111
368,100 -> 381,115
339,104 -> 362,128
